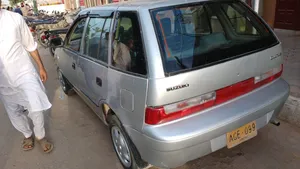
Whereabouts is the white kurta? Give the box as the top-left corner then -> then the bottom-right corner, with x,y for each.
0,9 -> 52,112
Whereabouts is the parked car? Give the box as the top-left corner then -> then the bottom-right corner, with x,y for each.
55,0 -> 289,168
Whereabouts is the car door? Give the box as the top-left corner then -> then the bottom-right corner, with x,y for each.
76,11 -> 114,106
59,17 -> 87,87
107,10 -> 148,130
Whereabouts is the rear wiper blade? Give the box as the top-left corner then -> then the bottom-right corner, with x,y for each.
174,56 -> 187,69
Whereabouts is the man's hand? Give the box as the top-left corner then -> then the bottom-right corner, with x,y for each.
29,50 -> 48,83
39,67 -> 48,83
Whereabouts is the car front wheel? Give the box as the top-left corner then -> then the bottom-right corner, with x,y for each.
57,69 -> 73,95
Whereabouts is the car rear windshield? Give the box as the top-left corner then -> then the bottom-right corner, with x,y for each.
151,1 -> 278,75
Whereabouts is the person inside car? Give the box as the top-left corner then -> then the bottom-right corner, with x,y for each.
112,34 -> 132,71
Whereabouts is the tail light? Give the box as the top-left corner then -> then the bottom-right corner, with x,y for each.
254,64 -> 283,87
145,92 -> 216,125
145,64 -> 283,125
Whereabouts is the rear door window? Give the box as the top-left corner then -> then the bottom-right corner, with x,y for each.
151,1 -> 278,75
111,11 -> 147,75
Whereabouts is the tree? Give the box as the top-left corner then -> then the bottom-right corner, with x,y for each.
9,0 -> 23,6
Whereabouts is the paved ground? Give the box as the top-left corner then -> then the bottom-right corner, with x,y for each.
1,31 -> 300,169
0,47 -> 123,169
278,30 -> 300,98
176,122 -> 300,169
275,30 -> 300,128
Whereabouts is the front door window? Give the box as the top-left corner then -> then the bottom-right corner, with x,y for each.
66,18 -> 87,52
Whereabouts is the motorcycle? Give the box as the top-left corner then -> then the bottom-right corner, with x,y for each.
24,9 -> 78,55
41,28 -> 69,56
26,17 -> 62,38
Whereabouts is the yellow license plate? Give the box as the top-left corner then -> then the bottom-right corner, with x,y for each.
226,121 -> 257,149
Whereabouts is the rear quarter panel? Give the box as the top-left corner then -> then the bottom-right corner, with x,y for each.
107,69 -> 148,130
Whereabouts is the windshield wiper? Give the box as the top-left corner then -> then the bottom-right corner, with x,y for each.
174,56 -> 187,69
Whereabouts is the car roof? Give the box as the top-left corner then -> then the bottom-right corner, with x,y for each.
82,0 -> 229,11
106,0 -> 208,8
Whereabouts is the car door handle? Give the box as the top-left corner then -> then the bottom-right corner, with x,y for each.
72,63 -> 76,69
96,77 -> 102,87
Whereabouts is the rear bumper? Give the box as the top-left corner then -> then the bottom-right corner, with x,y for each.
125,78 -> 289,168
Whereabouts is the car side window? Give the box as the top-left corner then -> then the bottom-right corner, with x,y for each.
66,18 -> 87,52
111,12 -> 147,75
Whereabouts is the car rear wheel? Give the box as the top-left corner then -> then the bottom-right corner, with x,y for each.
108,114 -> 147,169
57,69 -> 73,95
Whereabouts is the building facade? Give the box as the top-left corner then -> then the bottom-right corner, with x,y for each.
244,0 -> 300,30
274,0 -> 300,30
63,0 -> 129,10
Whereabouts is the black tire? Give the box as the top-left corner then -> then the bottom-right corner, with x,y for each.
108,114 -> 148,169
57,69 -> 73,95
49,46 -> 55,57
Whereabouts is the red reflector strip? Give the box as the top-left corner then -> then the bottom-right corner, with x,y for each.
145,64 -> 283,125
215,78 -> 254,105
216,65 -> 283,106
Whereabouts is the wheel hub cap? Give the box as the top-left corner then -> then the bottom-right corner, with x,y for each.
111,126 -> 132,167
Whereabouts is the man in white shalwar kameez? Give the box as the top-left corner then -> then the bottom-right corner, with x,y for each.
0,2 -> 53,153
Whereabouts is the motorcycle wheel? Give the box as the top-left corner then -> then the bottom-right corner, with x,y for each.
37,30 -> 49,48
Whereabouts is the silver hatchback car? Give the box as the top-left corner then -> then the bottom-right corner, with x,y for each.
55,0 -> 289,168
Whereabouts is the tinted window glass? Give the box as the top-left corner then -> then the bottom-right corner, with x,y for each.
151,2 -> 278,74
112,12 -> 147,75
206,7 -> 224,33
66,18 -> 86,52
83,18 -> 105,59
120,17 -> 132,31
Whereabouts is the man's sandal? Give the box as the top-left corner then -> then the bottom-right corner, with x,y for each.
22,136 -> 34,151
37,138 -> 53,153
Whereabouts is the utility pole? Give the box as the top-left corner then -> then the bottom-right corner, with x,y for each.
253,0 -> 260,13
33,0 -> 38,14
